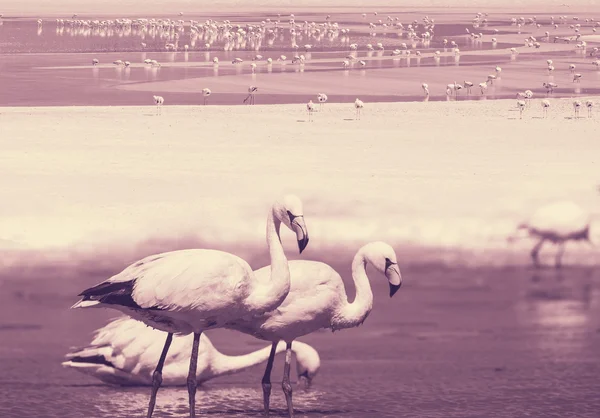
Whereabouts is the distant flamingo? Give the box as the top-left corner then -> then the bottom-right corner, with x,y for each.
317,93 -> 328,110
463,81 -> 473,95
541,99 -> 550,117
421,83 -> 430,96
244,86 -> 258,105
586,100 -> 594,117
508,201 -> 593,268
306,100 -> 315,121
517,100 -> 526,118
153,95 -> 164,115
202,88 -> 211,105
354,98 -> 364,120
573,100 -> 582,117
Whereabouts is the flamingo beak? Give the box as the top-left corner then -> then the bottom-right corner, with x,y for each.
290,215 -> 309,254
386,264 -> 402,297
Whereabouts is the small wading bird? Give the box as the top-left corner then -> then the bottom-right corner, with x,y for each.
354,98 -> 364,120
153,95 -> 164,115
224,242 -> 403,418
244,86 -> 258,105
71,195 -> 310,418
586,100 -> 594,117
508,201 -> 594,268
62,317 -> 321,388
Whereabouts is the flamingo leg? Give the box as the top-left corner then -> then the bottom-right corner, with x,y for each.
261,342 -> 278,417
555,242 -> 566,269
282,342 -> 294,418
187,332 -> 202,418
147,332 -> 173,418
531,238 -> 546,268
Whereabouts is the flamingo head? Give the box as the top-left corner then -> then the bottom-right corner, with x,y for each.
294,343 -> 321,389
362,242 -> 402,297
273,195 -> 309,254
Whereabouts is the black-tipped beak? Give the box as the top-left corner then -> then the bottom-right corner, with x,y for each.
389,282 -> 401,298
298,236 -> 309,254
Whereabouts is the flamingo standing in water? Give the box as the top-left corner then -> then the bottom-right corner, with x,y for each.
354,98 -> 364,119
421,83 -> 430,96
71,195 -> 310,418
508,201 -> 593,268
202,88 -> 211,105
224,242 -> 403,417
463,81 -> 474,95
244,86 -> 258,105
62,317 -> 321,387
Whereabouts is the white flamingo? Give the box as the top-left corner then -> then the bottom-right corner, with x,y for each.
224,242 -> 402,417
153,95 -> 164,115
573,100 -> 582,117
517,100 -> 526,118
569,63 -> 576,73
92,58 -> 99,66
62,317 -> 320,387
306,100 -> 315,121
421,83 -> 430,96
541,99 -> 550,117
317,93 -> 328,110
463,81 -> 473,95
573,73 -> 582,82
508,201 -> 593,268
202,88 -> 211,105
479,82 -> 488,95
244,86 -> 258,105
354,98 -> 364,120
586,100 -> 594,117
213,57 -> 219,65
71,195 -> 310,418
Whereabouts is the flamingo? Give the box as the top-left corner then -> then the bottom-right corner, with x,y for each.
306,100 -> 315,121
463,81 -> 473,95
573,100 -> 582,117
541,99 -> 550,117
354,98 -> 364,120
92,58 -> 99,66
244,86 -> 258,105
224,242 -> 402,417
517,100 -> 526,119
421,83 -> 430,96
508,201 -> 593,268
213,57 -> 219,65
569,63 -> 576,73
573,73 -> 582,82
62,317 -> 320,388
153,95 -> 164,115
586,100 -> 594,117
479,82 -> 488,95
71,195 -> 310,418
317,93 -> 328,110
202,88 -> 211,105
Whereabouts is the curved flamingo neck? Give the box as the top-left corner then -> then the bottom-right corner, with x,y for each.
331,250 -> 374,331
246,207 -> 291,311
206,342 -> 287,380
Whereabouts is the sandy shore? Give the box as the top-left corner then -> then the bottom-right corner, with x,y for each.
1,98 -> 599,271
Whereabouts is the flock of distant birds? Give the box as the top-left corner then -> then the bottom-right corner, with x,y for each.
10,10 -> 600,119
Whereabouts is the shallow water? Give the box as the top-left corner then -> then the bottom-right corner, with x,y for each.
1,257 -> 600,417
1,10 -> 599,106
